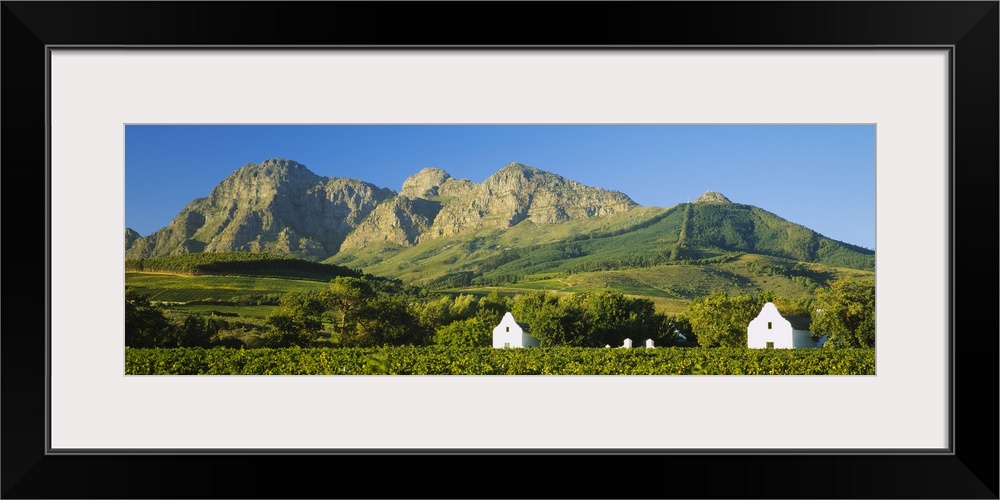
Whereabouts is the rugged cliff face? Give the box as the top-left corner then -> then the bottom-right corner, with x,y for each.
339,196 -> 443,249
128,159 -> 640,261
125,158 -> 395,260
124,228 -> 141,251
421,162 -> 638,239
399,167 -> 452,199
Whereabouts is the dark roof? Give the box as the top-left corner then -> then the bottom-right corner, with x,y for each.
787,316 -> 812,331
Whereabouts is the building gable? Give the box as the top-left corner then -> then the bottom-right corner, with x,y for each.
492,312 -> 538,348
748,302 -> 794,348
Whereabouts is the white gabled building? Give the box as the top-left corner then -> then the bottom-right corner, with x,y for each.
747,302 -> 821,349
492,312 -> 540,348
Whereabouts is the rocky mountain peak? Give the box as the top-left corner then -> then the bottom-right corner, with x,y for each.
260,157 -> 306,169
423,162 -> 637,239
126,158 -> 395,261
401,167 -> 453,199
694,191 -> 732,203
206,158 -> 324,207
234,158 -> 317,180
125,227 -> 141,250
496,161 -> 538,176
127,159 -> 645,261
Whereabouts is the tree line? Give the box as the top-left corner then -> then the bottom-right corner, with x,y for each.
126,274 -> 874,350
125,252 -> 362,281
683,275 -> 874,348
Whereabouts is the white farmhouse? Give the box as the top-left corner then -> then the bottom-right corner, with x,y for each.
747,302 -> 820,348
492,312 -> 540,348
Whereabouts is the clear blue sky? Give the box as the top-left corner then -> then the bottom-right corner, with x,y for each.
125,124 -> 875,250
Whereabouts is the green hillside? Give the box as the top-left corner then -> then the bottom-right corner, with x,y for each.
327,200 -> 874,293
327,206 -> 679,284
439,253 -> 870,315
682,201 -> 875,269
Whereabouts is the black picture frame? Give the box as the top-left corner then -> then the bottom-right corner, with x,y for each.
3,2 -> 997,498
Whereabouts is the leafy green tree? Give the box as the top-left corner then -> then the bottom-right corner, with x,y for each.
562,290 -> 613,346
320,278 -> 430,347
323,277 -> 375,337
773,295 -> 815,318
265,291 -> 325,346
475,290 -> 511,327
511,292 -> 548,335
414,294 -> 480,334
176,315 -> 224,347
353,295 -> 426,346
450,294 -> 478,320
512,292 -> 586,347
811,275 -> 875,348
573,289 -> 658,347
518,289 -> 653,347
656,314 -> 695,347
621,296 -> 660,344
434,317 -> 491,347
415,295 -> 454,333
553,297 -> 589,346
685,291 -> 764,347
125,288 -> 174,348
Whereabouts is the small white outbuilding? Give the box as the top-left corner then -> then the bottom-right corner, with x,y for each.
747,302 -> 819,348
492,312 -> 540,348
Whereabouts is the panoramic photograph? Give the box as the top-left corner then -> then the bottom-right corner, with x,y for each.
124,124 -> 876,375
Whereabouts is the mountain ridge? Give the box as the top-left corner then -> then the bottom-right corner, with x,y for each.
126,159 -> 640,261
126,158 -> 874,280
126,158 -> 396,260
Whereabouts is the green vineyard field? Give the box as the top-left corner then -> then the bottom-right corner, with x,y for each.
125,346 -> 875,375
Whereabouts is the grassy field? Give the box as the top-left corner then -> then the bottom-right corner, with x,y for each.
434,252 -> 873,315
441,284 -> 691,315
158,303 -> 279,319
127,254 -> 872,320
125,272 -> 328,302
